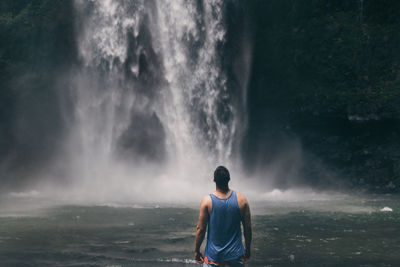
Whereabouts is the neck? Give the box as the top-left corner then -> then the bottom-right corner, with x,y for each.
216,186 -> 230,194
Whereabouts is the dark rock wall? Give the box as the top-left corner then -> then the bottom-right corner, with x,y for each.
0,0 -> 77,189
244,0 -> 400,191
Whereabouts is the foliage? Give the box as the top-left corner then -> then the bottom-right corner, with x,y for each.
248,0 -> 400,120
0,0 -> 75,188
244,0 -> 400,190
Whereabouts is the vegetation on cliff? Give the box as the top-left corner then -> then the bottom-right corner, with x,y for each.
0,0 -> 75,188
245,0 -> 400,191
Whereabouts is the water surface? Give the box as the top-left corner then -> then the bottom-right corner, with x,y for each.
1,195 -> 399,266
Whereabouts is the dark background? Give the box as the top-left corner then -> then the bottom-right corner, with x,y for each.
243,0 -> 400,191
1,0 -> 399,192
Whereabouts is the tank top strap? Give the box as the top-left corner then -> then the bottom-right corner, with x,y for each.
209,193 -> 215,204
210,190 -> 235,201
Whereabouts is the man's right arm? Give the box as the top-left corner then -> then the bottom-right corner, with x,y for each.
194,195 -> 210,263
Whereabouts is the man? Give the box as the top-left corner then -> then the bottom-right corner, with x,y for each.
194,166 -> 252,266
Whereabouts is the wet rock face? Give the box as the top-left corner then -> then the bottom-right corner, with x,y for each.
117,112 -> 166,162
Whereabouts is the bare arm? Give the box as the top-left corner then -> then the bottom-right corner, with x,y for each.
242,199 -> 252,260
194,196 -> 210,262
238,193 -> 252,260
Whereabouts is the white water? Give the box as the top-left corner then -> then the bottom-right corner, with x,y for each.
60,0 -> 247,202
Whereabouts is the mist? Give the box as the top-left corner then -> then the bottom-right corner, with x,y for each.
1,0 -> 399,209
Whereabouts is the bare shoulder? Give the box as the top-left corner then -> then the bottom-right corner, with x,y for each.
200,194 -> 212,205
200,194 -> 212,214
236,191 -> 249,204
236,191 -> 249,209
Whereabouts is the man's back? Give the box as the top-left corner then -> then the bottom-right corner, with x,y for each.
204,190 -> 245,262
203,190 -> 251,218
194,166 -> 252,265
195,189 -> 252,265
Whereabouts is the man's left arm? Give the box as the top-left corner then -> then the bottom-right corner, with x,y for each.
194,196 -> 209,263
237,192 -> 252,261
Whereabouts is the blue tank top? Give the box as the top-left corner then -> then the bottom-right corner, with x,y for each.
204,190 -> 245,262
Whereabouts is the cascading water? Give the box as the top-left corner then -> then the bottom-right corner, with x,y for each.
67,0 -> 247,202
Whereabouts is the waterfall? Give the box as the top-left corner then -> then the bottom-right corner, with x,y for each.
68,0 -> 247,202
